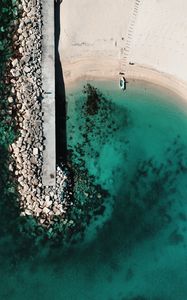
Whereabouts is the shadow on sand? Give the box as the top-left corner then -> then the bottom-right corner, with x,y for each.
55,0 -> 67,164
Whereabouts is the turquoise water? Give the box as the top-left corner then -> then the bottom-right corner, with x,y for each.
1,80 -> 187,299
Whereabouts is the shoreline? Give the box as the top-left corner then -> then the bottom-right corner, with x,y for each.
62,59 -> 187,105
60,0 -> 187,100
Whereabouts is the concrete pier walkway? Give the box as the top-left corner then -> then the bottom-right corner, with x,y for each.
41,0 -> 56,186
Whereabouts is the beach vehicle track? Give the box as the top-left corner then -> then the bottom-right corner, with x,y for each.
119,0 -> 142,75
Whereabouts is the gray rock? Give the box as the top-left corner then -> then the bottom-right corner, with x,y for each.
24,66 -> 31,73
12,58 -> 18,67
10,69 -> 20,77
19,35 -> 23,41
20,55 -> 30,65
33,147 -> 39,156
22,31 -> 28,38
8,96 -> 14,103
19,47 -> 23,54
17,28 -> 23,34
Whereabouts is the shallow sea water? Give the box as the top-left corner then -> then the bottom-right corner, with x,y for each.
1,80 -> 187,300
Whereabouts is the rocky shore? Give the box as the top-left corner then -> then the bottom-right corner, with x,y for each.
8,0 -> 69,227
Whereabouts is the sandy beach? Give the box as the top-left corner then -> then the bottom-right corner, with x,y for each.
60,0 -> 187,99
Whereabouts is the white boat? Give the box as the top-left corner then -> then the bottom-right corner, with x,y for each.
119,76 -> 127,91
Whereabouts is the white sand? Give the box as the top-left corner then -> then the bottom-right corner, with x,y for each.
60,0 -> 187,99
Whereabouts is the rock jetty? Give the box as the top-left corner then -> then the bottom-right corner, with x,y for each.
8,0 -> 69,227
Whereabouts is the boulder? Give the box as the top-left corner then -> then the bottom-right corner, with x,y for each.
33,147 -> 38,156
12,59 -> 18,67
8,96 -> 14,103
23,66 -> 30,73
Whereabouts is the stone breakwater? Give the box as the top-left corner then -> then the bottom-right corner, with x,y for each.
8,0 -> 69,227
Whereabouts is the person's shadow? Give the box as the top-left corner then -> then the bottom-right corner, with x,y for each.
55,0 -> 67,164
